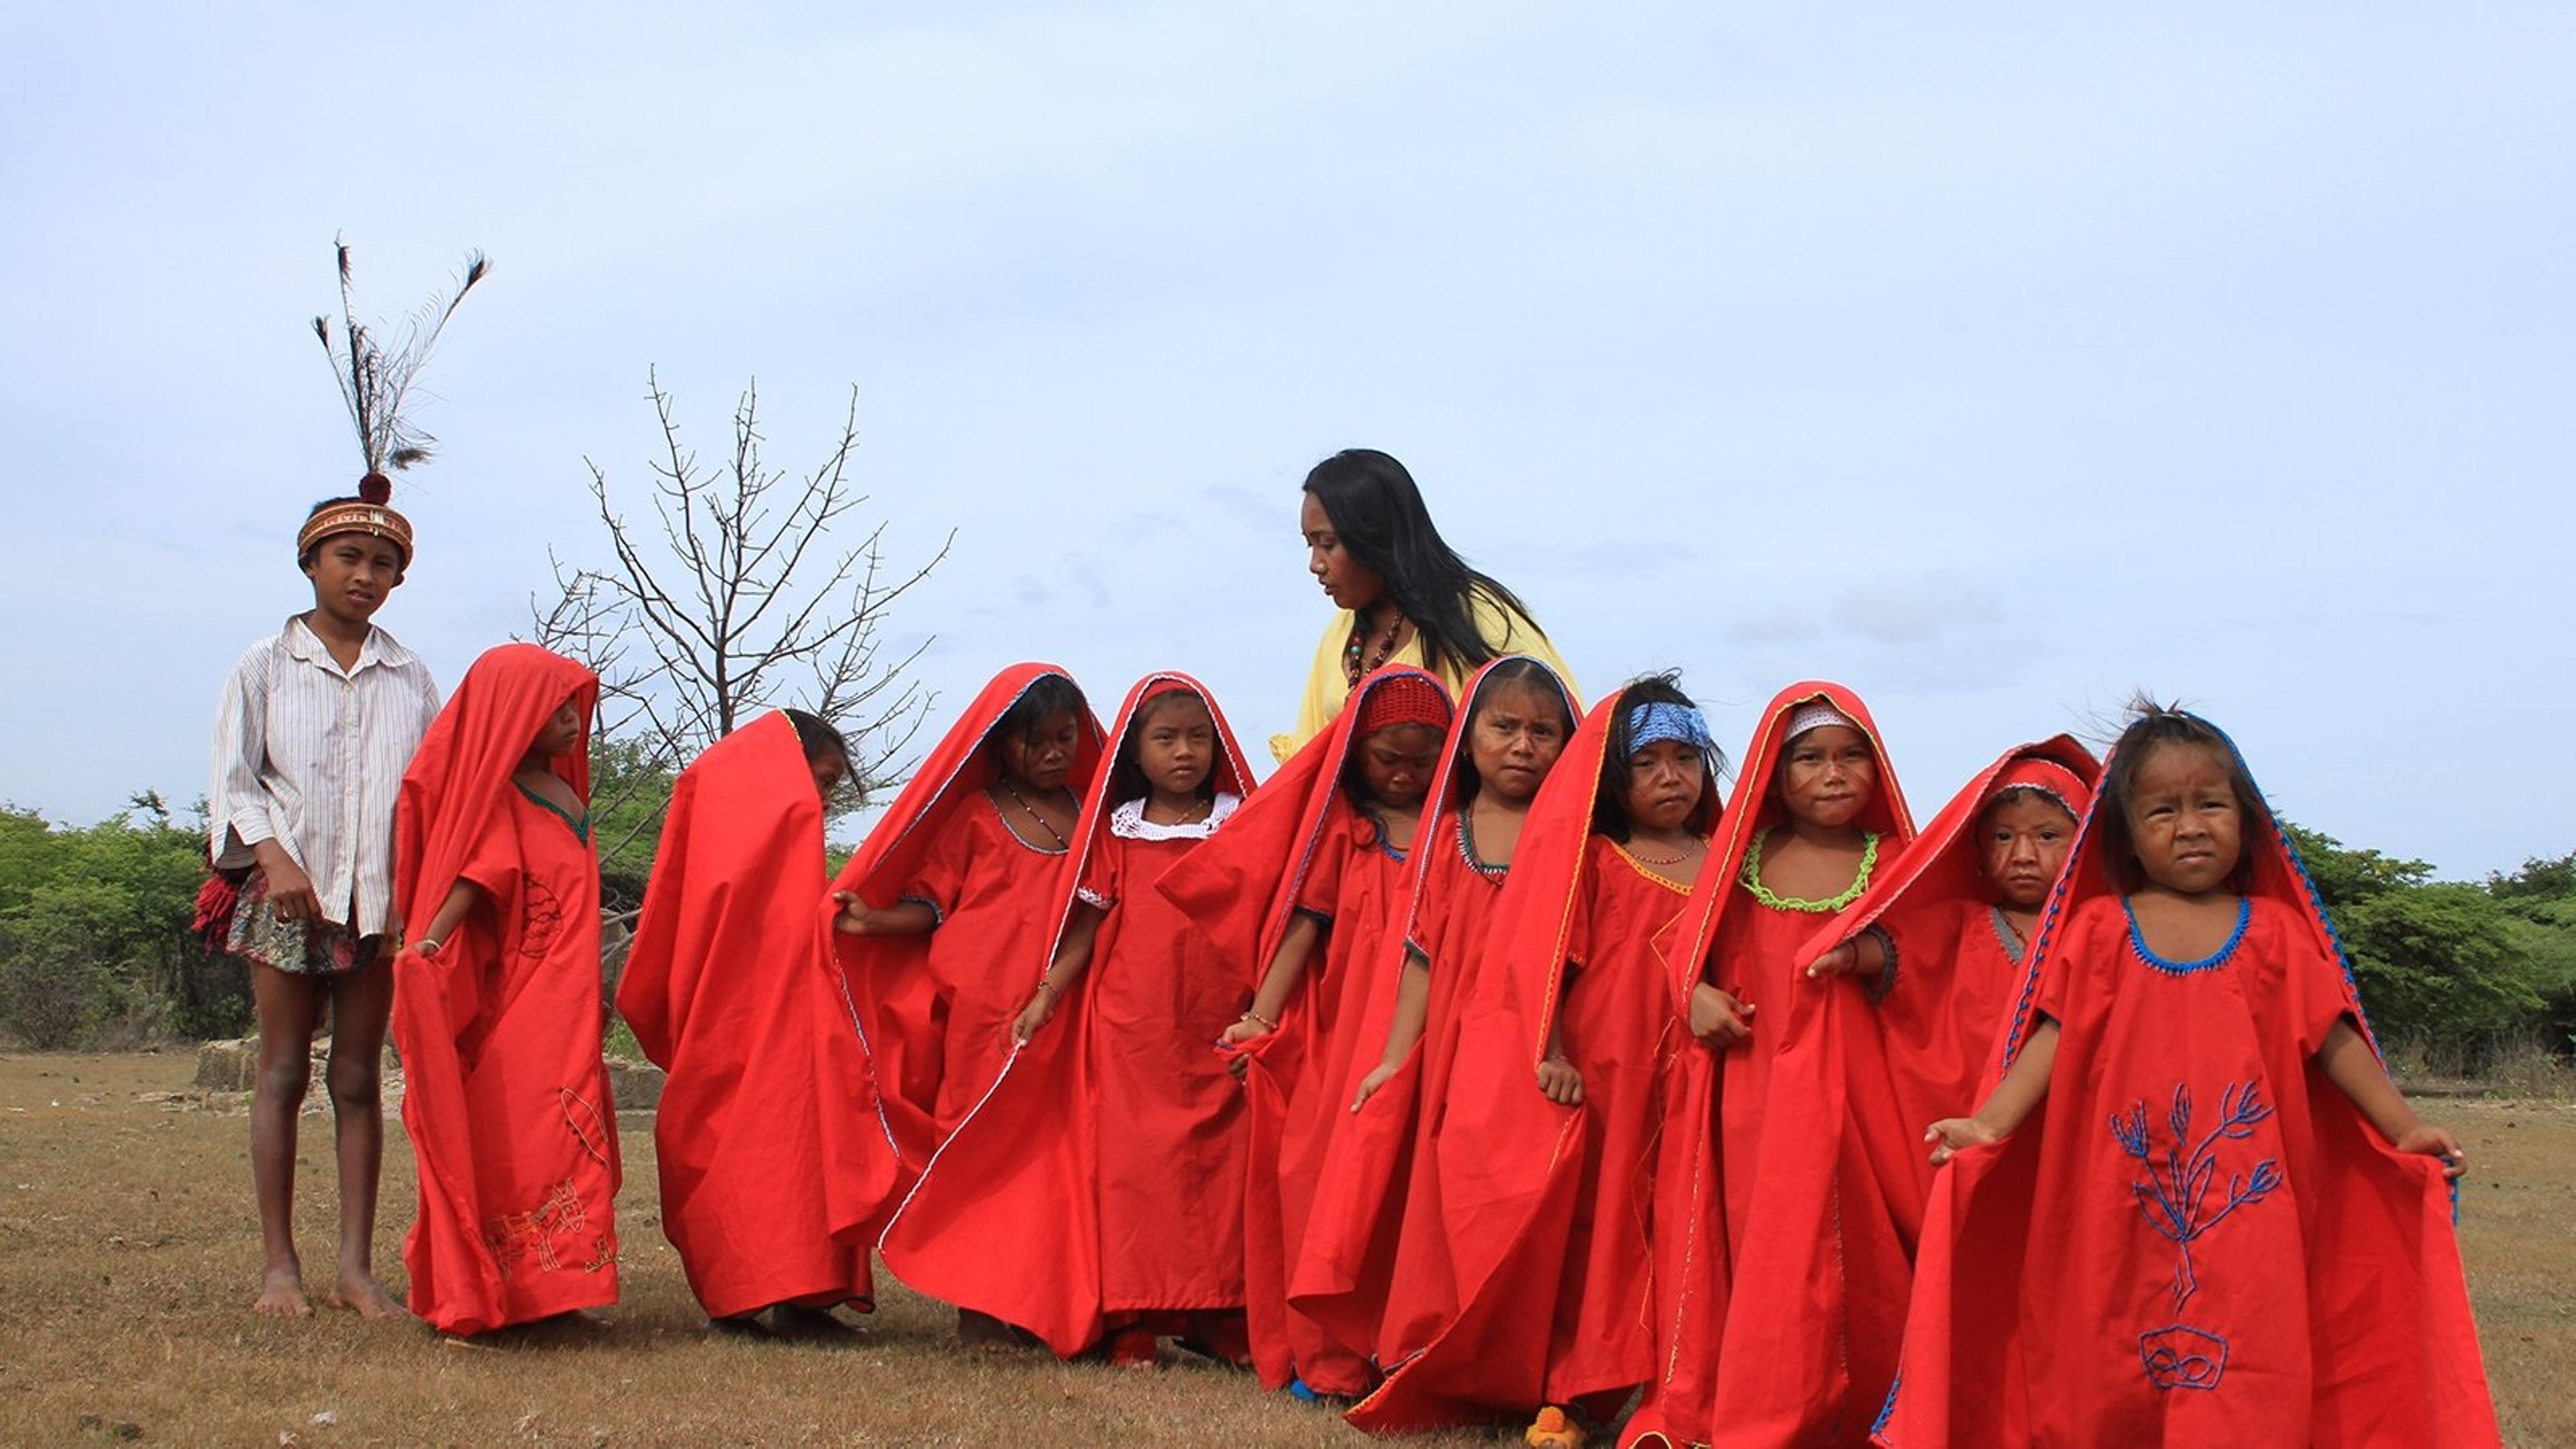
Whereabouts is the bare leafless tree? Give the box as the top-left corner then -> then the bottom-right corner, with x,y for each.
536,370 -> 951,883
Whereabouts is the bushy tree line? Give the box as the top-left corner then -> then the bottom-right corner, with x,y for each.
0,794 -> 243,1047
3,792 -> 2569,1069
2287,825 -> 2576,1067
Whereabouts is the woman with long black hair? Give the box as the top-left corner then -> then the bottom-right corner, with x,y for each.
1276,448 -> 1575,761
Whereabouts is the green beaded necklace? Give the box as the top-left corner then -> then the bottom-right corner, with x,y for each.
1739,828 -> 1879,913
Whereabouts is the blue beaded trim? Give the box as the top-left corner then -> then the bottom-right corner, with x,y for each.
1364,810 -> 1409,863
1456,810 -> 1505,881
2122,895 -> 2251,976
2269,783 -> 2382,1055
1872,1370 -> 1902,1438
1998,792 -> 2088,1074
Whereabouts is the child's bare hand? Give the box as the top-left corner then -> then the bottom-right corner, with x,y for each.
2393,1123 -> 2467,1178
1220,1016 -> 1271,1050
262,859 -> 321,924
1925,1116 -> 2006,1165
1688,983 -> 1754,1048
1010,991 -> 1055,1044
1805,941 -> 1866,981
831,892 -> 879,936
1350,1063 -> 1399,1112
1535,1057 -> 1584,1106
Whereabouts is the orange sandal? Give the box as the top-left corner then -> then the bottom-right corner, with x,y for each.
1525,1405 -> 1586,1449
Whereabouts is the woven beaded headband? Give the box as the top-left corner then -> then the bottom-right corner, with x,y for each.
1626,700 -> 1714,755
297,493 -> 415,566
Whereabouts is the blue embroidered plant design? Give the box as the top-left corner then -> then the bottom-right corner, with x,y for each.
2110,1081 -> 2283,1308
2137,1325 -> 2229,1391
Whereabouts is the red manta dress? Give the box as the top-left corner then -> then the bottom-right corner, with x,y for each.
393,645 -> 619,1336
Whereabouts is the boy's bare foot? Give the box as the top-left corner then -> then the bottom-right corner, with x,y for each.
325,1269 -> 411,1320
254,1263 -> 313,1318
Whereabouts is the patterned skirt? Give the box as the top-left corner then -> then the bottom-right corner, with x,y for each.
224,868 -> 386,977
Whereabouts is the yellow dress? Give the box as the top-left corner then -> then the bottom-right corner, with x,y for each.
1269,592 -> 1578,763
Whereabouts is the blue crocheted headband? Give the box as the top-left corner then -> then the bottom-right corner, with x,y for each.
1626,701 -> 1714,755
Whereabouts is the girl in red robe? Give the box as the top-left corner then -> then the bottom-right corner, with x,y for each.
1157,663 -> 1452,1398
1629,682 -> 1919,1448
614,709 -> 896,1337
1350,674 -> 1722,1447
1878,703 -> 2497,1447
391,643 -> 618,1336
1288,655 -> 1578,1380
1799,737 -> 2100,1248
876,674 -> 1259,1364
826,663 -> 1103,1342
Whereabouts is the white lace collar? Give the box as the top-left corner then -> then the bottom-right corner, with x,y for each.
1109,791 -> 1241,841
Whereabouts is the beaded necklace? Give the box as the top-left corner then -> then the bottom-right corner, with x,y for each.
1342,607 -> 1406,686
996,777 -> 1074,851
1143,794 -> 1212,827
1739,828 -> 1879,913
1624,833 -> 1703,867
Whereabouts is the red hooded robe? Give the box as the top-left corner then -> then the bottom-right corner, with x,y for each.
1800,737 -> 2100,1247
392,644 -> 617,1336
613,710 -> 898,1320
825,663 -> 1104,1181
1628,682 -> 1918,1448
877,674 -> 1258,1354
1349,684 -> 1707,1432
1873,718 -> 2499,1448
1155,663 -> 1450,1395
1289,655 -> 1580,1375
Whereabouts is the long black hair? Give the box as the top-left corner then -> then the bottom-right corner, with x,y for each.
1303,448 -> 1548,677
1593,672 -> 1725,843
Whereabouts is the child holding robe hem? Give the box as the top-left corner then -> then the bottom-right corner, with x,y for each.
391,644 -> 618,1336
826,663 -> 1104,1346
1875,704 -> 2496,1447
876,674 -> 1258,1366
1796,737 -> 2101,1244
1628,683 -> 1921,1449
1348,675 -> 1719,1445
1157,664 -> 1453,1397
1287,656 -> 1578,1377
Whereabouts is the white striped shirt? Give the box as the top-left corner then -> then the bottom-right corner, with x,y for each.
208,616 -> 441,936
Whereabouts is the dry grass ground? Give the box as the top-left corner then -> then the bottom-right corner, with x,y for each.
0,1055 -> 2567,1447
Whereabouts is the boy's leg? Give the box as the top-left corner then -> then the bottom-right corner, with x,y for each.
321,956 -> 408,1318
249,961 -> 321,1316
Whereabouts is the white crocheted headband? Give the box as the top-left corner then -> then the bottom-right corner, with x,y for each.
1783,699 -> 1858,743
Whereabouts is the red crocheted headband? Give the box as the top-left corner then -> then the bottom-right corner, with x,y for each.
1356,674 -> 1452,736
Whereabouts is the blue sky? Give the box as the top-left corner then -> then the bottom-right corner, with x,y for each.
3,3 -> 2569,875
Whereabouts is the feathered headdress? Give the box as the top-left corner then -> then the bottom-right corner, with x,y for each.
298,237 -> 490,562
